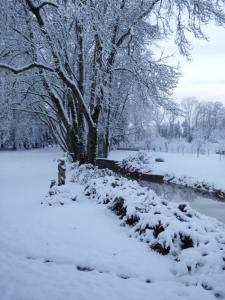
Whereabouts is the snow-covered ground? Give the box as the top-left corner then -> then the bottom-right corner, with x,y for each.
0,149 -> 225,300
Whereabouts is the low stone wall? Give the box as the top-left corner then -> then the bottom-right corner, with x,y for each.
96,159 -> 164,183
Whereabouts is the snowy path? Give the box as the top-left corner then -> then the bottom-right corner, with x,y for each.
0,149 -> 218,300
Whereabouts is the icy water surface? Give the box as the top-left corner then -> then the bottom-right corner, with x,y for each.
141,181 -> 225,223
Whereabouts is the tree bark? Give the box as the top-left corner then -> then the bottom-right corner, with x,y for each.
87,126 -> 98,164
103,106 -> 111,158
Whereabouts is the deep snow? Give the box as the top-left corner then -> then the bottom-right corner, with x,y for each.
0,149 -> 224,300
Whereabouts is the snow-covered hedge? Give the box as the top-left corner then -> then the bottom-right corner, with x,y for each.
70,162 -> 113,185
70,164 -> 225,264
46,163 -> 225,295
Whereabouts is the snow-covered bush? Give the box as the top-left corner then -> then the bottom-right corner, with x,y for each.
119,150 -> 153,173
46,162 -> 225,295
44,184 -> 77,206
45,164 -> 115,206
70,164 -> 225,267
70,163 -> 114,185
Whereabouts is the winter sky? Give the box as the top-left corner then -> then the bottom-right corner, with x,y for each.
164,23 -> 225,104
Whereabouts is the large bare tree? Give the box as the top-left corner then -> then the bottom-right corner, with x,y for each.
1,0 -> 225,163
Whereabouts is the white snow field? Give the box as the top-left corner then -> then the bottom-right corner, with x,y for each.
0,149 -> 224,300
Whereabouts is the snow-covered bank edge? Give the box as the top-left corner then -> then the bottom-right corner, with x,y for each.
45,162 -> 225,298
163,174 -> 225,199
117,151 -> 225,200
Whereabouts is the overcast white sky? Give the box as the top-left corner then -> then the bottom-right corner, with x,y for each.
161,24 -> 225,104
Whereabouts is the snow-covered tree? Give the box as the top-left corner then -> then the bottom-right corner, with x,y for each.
1,0 -> 225,162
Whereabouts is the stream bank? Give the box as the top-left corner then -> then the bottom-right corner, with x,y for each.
96,158 -> 225,223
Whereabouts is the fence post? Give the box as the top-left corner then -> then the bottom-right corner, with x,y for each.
58,159 -> 66,186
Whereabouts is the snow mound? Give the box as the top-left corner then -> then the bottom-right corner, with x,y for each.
44,184 -> 78,206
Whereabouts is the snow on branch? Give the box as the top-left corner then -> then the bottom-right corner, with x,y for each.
0,63 -> 54,74
116,0 -> 160,48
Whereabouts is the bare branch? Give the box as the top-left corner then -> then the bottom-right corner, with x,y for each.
38,2 -> 58,10
11,107 -> 57,122
116,0 -> 160,48
0,63 -> 54,74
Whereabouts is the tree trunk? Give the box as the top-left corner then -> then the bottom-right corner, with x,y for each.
65,128 -> 87,163
103,131 -> 110,158
87,126 -> 98,164
103,107 -> 111,158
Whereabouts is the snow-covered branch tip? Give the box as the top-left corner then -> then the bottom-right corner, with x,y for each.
0,63 -> 54,74
116,0 -> 160,48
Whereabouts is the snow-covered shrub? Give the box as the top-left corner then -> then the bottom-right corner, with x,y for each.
45,162 -> 225,294
119,150 -> 153,173
70,163 -> 114,185
44,184 -> 77,206
68,163 -> 225,286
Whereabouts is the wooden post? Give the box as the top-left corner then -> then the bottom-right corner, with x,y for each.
58,159 -> 66,186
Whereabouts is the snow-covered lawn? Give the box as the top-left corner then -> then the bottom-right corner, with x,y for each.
0,149 -> 225,300
109,150 -> 225,193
